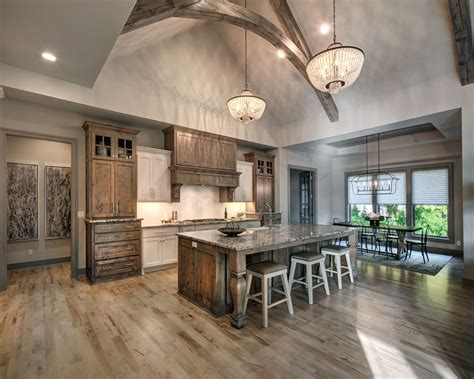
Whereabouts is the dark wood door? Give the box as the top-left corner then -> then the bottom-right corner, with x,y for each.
91,160 -> 115,218
114,162 -> 136,218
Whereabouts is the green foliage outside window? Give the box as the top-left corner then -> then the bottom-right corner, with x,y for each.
379,204 -> 407,226
414,205 -> 448,237
350,204 -> 372,224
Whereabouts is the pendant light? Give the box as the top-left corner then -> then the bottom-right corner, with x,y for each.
227,0 -> 266,124
350,134 -> 399,195
306,0 -> 365,94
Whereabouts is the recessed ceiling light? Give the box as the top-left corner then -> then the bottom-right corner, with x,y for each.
41,52 -> 57,62
320,23 -> 330,35
277,49 -> 286,59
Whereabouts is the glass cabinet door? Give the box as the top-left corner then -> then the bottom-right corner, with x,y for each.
266,159 -> 273,176
115,134 -> 135,161
92,132 -> 114,159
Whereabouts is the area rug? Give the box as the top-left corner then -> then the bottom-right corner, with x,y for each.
357,250 -> 452,276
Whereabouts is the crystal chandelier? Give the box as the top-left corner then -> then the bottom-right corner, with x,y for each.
350,135 -> 399,195
306,0 -> 365,94
227,0 -> 266,124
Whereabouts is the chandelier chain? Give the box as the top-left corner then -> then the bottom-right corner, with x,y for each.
244,0 -> 248,89
333,0 -> 336,44
377,133 -> 381,174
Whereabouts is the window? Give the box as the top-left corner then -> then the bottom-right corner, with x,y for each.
377,172 -> 407,226
412,168 -> 449,238
348,175 -> 373,223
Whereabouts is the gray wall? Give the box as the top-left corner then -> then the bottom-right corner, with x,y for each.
0,98 -> 164,272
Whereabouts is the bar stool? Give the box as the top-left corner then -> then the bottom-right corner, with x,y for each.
321,245 -> 354,290
243,261 -> 294,328
289,251 -> 330,305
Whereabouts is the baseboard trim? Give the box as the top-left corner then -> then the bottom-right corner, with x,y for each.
77,268 -> 86,277
463,277 -> 474,288
7,256 -> 71,271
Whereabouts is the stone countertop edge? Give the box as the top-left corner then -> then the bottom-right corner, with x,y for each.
176,224 -> 356,252
84,218 -> 143,224
141,218 -> 261,228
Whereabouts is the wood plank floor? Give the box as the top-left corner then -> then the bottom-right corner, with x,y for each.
1,258 -> 473,378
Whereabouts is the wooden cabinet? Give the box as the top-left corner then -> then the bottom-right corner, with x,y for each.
84,122 -> 139,219
85,220 -> 142,284
142,227 -> 178,272
83,121 -> 141,284
245,152 -> 275,212
137,147 -> 171,202
164,126 -> 240,201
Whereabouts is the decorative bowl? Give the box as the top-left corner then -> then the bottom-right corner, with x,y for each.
218,220 -> 246,237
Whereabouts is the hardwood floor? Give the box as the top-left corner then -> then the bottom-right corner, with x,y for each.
1,258 -> 473,378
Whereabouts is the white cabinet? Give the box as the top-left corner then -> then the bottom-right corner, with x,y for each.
234,161 -> 253,202
137,147 -> 171,202
142,226 -> 178,271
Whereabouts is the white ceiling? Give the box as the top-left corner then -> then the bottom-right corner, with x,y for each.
0,0 -> 136,87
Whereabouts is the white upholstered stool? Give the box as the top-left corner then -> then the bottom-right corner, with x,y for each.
320,245 -> 354,290
243,261 -> 294,328
289,251 -> 330,304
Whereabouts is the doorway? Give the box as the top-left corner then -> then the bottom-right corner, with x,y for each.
289,167 -> 316,224
0,131 -> 78,291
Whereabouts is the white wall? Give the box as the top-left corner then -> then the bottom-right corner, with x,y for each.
137,186 -> 248,227
331,140 -> 463,252
6,136 -> 72,264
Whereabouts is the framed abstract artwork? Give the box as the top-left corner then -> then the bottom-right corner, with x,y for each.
45,166 -> 72,239
7,163 -> 39,241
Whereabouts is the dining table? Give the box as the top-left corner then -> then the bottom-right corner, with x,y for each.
333,221 -> 422,260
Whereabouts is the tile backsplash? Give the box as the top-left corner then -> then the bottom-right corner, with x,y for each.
137,185 -> 248,226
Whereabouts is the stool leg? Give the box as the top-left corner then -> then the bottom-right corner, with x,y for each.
262,277 -> 269,328
345,253 -> 354,283
281,273 -> 294,315
336,255 -> 342,290
319,262 -> 330,296
243,273 -> 253,314
330,255 -> 334,278
268,277 -> 272,306
306,263 -> 313,305
289,260 -> 297,291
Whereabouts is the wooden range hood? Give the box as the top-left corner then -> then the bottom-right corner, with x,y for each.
163,126 -> 241,202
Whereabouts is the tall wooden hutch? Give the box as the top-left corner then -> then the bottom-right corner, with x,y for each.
83,121 -> 142,284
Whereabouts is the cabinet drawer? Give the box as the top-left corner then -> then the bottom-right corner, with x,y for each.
95,256 -> 140,277
95,240 -> 140,260
95,221 -> 141,234
142,227 -> 179,238
95,230 -> 141,244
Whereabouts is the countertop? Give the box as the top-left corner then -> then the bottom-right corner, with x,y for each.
84,218 -> 143,224
142,218 -> 261,229
177,224 -> 355,252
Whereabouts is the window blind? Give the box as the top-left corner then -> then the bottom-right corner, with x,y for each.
348,175 -> 373,204
412,168 -> 449,204
377,172 -> 406,204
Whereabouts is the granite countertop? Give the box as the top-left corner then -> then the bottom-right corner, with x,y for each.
84,218 -> 143,224
177,224 -> 355,251
142,218 -> 261,229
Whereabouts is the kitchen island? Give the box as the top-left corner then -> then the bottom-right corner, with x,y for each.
177,224 -> 357,328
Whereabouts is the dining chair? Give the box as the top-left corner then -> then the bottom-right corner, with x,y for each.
405,226 -> 429,263
360,225 -> 375,254
373,228 -> 392,259
333,217 -> 348,246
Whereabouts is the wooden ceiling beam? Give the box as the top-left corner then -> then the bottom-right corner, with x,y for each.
269,0 -> 312,60
122,0 -> 338,122
448,0 -> 474,85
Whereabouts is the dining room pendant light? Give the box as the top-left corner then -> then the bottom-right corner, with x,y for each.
227,0 -> 266,124
350,134 -> 399,195
306,0 -> 365,94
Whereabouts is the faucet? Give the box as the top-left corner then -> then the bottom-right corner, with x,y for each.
260,202 -> 273,228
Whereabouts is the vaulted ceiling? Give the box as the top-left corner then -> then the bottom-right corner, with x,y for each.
0,0 -> 469,148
